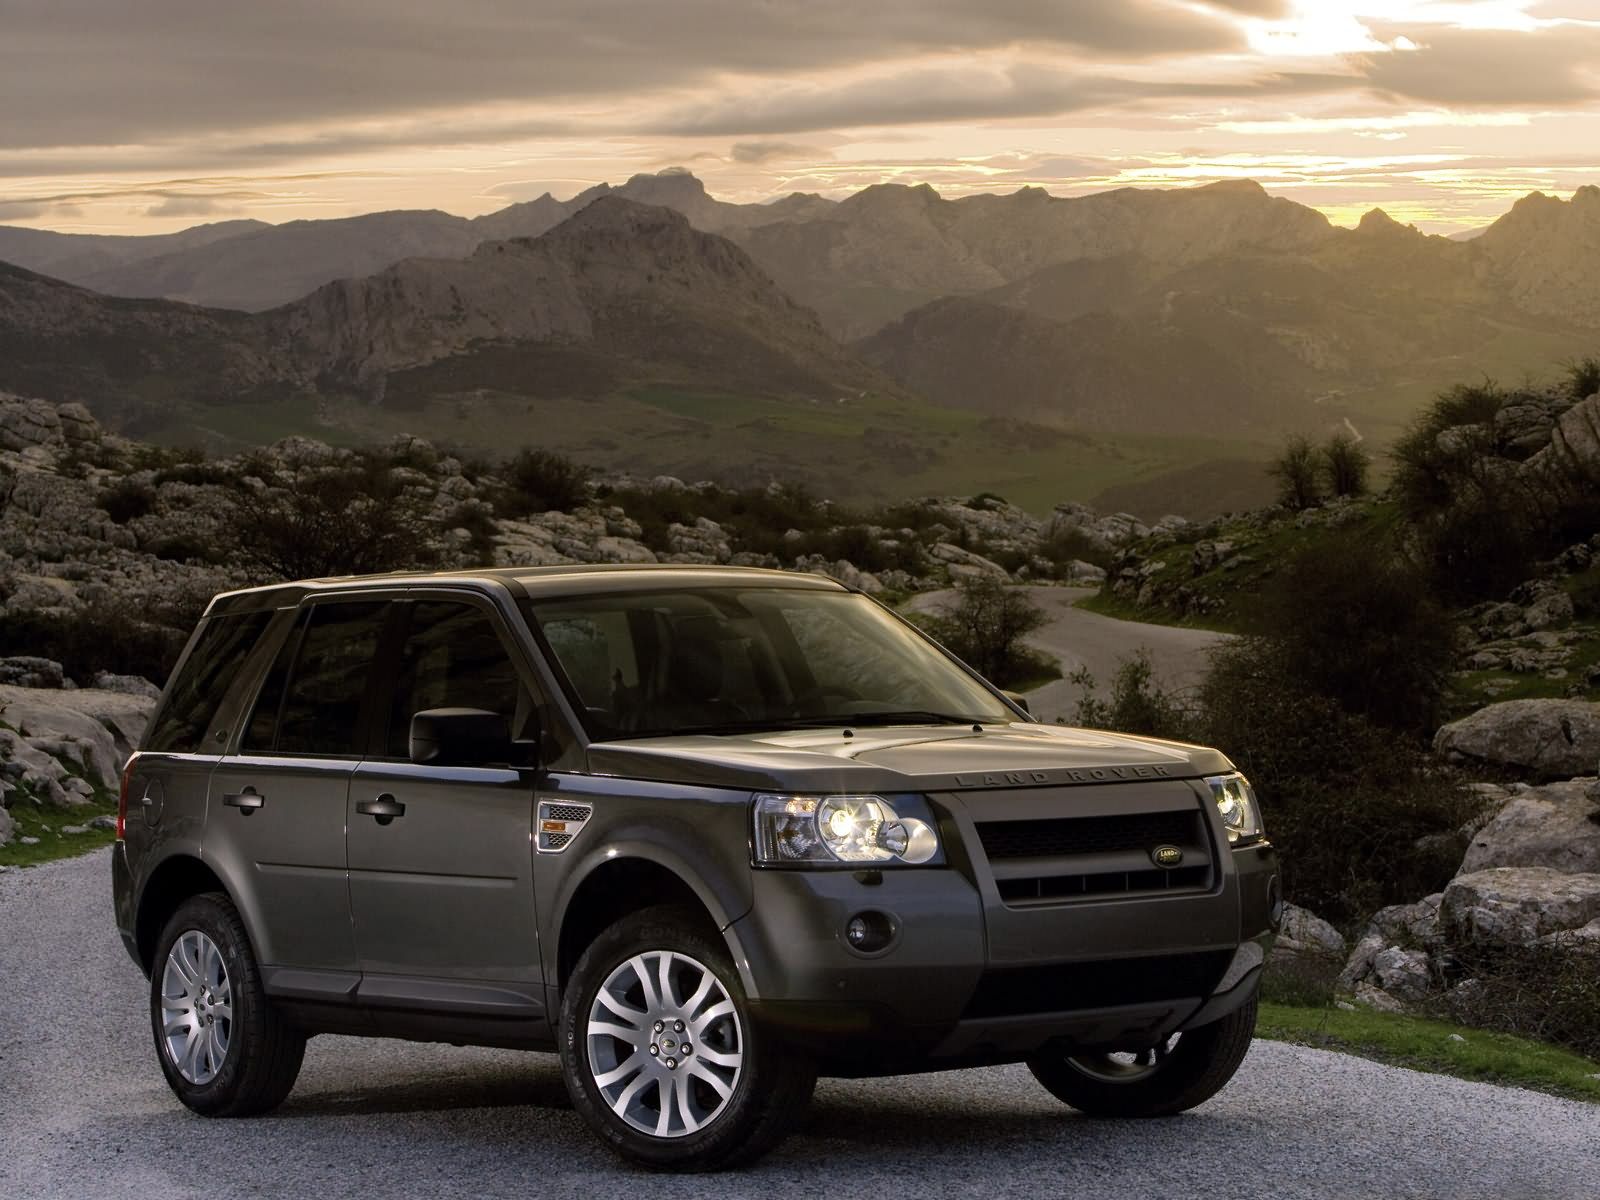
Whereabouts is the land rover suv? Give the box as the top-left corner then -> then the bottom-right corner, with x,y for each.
113,565 -> 1279,1170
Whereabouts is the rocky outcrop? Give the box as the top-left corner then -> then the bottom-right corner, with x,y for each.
1271,903 -> 1346,961
1440,866 -> 1600,949
0,683 -> 154,795
1433,699 -> 1600,780
1459,779 -> 1600,874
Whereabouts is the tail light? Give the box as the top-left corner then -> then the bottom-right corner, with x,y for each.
117,756 -> 136,841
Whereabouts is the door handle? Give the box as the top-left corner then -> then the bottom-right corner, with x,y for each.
356,794 -> 406,825
222,788 -> 265,815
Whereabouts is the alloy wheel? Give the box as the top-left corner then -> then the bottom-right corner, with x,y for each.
585,950 -> 744,1138
159,930 -> 233,1085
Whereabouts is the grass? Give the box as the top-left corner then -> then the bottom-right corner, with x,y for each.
1259,1001 -> 1600,1103
0,793 -> 119,868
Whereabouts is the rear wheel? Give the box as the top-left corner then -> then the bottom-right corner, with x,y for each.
150,893 -> 305,1117
1027,999 -> 1257,1118
560,905 -> 815,1170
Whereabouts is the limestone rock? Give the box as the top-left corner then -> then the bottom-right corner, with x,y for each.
1273,903 -> 1346,960
0,803 -> 13,848
929,542 -> 1009,578
1370,946 -> 1433,1001
1441,866 -> 1600,948
1460,778 -> 1600,874
1433,699 -> 1600,780
0,685 -> 154,790
1354,981 -> 1408,1013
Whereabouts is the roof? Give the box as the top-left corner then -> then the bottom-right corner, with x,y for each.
205,562 -> 847,615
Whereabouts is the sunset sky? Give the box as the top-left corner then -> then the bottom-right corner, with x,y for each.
4,0 -> 1599,235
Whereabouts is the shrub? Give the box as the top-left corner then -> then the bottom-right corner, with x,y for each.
220,452 -> 443,581
1442,944 -> 1600,1061
97,479 -> 156,524
1067,651 -> 1196,740
1269,435 -> 1322,510
1249,532 -> 1457,734
497,448 -> 591,516
1565,356 -> 1600,401
1320,433 -> 1370,498
915,576 -> 1052,689
1196,639 -> 1478,924
0,598 -> 197,685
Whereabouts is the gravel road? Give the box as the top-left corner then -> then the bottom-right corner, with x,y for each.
907,586 -> 1230,725
3,851 -> 1596,1199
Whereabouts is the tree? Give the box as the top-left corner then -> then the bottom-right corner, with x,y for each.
222,450 -> 443,581
1269,435 -> 1322,510
1320,433 -> 1370,498
924,574 -> 1049,686
498,448 -> 591,516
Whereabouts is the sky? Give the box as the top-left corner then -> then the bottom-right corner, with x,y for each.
2,0 -> 1598,235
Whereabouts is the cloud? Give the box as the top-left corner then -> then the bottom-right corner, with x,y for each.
1357,24 -> 1600,106
142,194 -> 235,218
0,1 -> 1246,153
730,141 -> 835,164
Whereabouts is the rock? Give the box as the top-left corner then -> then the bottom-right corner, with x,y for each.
55,402 -> 101,444
1433,699 -> 1600,781
1526,393 -> 1600,491
1523,590 -> 1574,631
1370,946 -> 1433,1000
1064,560 -> 1105,586
0,395 -> 65,450
0,804 -> 13,848
1369,893 -> 1445,950
19,835 -> 39,845
1190,540 -> 1236,575
1460,778 -> 1600,874
1535,917 -> 1600,948
1494,400 -> 1560,455
929,542 -> 1010,579
591,536 -> 657,565
1337,930 -> 1387,992
0,685 -> 154,790
87,814 -> 117,831
89,672 -> 162,700
1354,981 -> 1409,1013
1273,903 -> 1346,960
59,823 -> 89,835
1441,867 -> 1600,948
0,657 -> 69,689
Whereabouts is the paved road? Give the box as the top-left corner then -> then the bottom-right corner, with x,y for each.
3,851 -> 1596,1199
908,586 -> 1230,725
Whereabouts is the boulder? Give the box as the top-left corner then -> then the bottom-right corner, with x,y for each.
1441,867 -> 1600,948
1065,560 -> 1106,586
1527,392 -> 1600,490
0,395 -> 65,451
1493,400 -> 1559,456
1433,699 -> 1600,780
0,685 -> 154,790
1460,778 -> 1600,874
0,803 -> 13,848
1369,893 -> 1445,950
1536,917 -> 1600,949
1273,903 -> 1346,960
1370,946 -> 1433,1001
929,542 -> 1010,579
1354,981 -> 1408,1013
0,657 -> 69,689
89,672 -> 163,700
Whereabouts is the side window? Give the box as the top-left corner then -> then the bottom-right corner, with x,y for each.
541,612 -> 637,713
144,611 -> 273,753
244,601 -> 389,756
385,602 -> 521,758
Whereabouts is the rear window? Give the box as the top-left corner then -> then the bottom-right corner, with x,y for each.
144,611 -> 273,753
243,600 -> 389,757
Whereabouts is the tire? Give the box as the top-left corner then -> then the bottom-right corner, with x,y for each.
1027,998 -> 1258,1118
560,905 -> 815,1171
150,892 -> 306,1117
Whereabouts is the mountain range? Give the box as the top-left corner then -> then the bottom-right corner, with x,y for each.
2,172 -> 1599,509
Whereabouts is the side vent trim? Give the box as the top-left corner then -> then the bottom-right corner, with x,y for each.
537,799 -> 593,854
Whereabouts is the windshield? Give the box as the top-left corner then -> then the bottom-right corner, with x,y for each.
524,586 -> 1014,739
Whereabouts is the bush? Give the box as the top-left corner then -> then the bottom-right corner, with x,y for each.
915,576 -> 1053,689
0,598 -> 197,685
1249,532 -> 1457,734
1442,944 -> 1600,1060
97,479 -> 155,524
1270,435 -> 1322,510
1067,651 -> 1196,740
221,452 -> 443,581
1566,356 -> 1600,401
497,449 -> 591,516
1320,434 -> 1370,498
1196,639 -> 1478,924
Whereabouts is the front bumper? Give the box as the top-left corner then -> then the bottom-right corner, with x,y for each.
729,790 -> 1280,1075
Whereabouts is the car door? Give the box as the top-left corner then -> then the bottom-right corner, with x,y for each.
346,593 -> 545,1021
206,598 -> 391,991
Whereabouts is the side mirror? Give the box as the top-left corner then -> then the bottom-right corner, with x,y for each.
410,707 -> 515,766
1002,690 -> 1032,716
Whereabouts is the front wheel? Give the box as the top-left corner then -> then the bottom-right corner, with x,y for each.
150,893 -> 306,1117
559,906 -> 815,1170
1027,998 -> 1257,1118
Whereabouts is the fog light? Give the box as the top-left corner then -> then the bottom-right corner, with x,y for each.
845,910 -> 894,953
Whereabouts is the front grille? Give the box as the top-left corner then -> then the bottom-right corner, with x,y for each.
963,951 -> 1234,1019
978,810 -> 1196,859
976,806 -> 1214,906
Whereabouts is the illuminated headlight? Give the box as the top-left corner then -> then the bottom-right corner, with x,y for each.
1206,773 -> 1265,846
752,794 -> 942,867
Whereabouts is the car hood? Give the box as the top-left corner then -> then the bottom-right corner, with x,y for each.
584,721 -> 1232,794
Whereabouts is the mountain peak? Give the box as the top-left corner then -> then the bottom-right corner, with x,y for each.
1356,207 -> 1418,237
1194,179 -> 1267,197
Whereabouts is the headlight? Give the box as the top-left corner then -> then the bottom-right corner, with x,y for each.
1206,773 -> 1265,845
752,793 -> 942,867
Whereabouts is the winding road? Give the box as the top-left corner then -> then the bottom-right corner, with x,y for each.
3,850 -> 1596,1199
907,585 -> 1230,725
